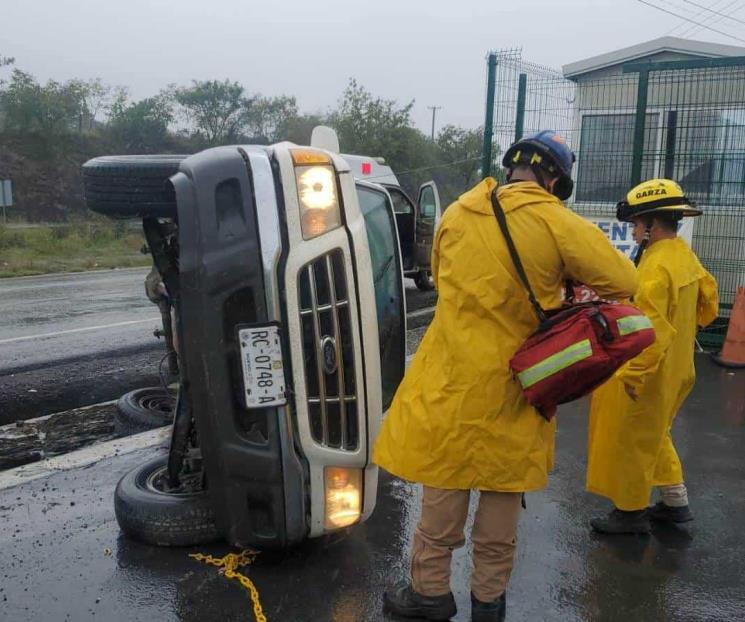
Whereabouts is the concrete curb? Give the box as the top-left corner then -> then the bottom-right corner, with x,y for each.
0,266 -> 150,282
0,427 -> 169,491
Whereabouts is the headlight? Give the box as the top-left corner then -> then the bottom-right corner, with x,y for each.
324,466 -> 362,530
292,149 -> 342,240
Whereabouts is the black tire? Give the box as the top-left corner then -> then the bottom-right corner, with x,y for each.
414,270 -> 434,291
82,155 -> 187,219
116,386 -> 176,432
114,455 -> 219,547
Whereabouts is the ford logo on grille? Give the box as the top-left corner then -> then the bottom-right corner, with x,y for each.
321,336 -> 338,375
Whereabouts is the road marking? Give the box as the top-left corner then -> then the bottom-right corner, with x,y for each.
407,306 -> 435,319
0,317 -> 161,345
0,427 -> 170,491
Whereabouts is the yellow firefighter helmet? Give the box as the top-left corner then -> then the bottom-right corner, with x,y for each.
616,178 -> 702,222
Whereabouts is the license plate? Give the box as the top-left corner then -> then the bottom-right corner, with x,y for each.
237,324 -> 287,408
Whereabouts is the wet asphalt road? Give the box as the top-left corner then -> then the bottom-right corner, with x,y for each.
0,269 -> 436,423
1,356 -> 743,622
0,268 -> 162,424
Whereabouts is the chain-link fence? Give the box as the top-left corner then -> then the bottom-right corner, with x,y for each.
486,50 -> 745,345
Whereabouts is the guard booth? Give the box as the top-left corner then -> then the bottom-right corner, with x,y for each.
483,39 -> 745,346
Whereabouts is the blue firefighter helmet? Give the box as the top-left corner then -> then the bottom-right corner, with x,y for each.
502,130 -> 576,201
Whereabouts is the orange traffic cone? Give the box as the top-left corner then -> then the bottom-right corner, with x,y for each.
712,287 -> 745,368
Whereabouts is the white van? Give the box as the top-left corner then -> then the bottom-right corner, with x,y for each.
311,127 -> 442,291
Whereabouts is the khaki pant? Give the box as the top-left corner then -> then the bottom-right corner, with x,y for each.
411,486 -> 523,603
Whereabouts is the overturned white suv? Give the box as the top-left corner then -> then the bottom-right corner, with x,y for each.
82,128 -> 437,549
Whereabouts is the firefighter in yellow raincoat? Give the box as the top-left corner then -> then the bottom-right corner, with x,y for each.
376,131 -> 639,622
587,179 -> 719,535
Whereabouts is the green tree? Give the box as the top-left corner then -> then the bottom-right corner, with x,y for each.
0,70 -> 88,136
329,78 -> 414,157
245,95 -> 299,143
278,113 -> 327,145
328,79 -> 442,194
0,54 -> 13,85
436,125 -> 484,191
174,79 -> 253,145
327,79 -> 498,200
108,91 -> 174,152
80,78 -> 112,130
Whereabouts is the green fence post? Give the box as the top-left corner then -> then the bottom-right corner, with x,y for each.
630,68 -> 650,186
514,73 -> 527,142
663,110 -> 678,179
482,53 -> 498,180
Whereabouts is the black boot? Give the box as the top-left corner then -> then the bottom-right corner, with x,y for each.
590,508 -> 650,534
383,583 -> 457,620
471,592 -> 506,622
648,501 -> 693,523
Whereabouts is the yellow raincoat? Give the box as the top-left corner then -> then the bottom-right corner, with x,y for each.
587,237 -> 719,510
373,178 -> 638,492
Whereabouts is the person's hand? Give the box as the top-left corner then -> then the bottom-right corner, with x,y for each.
624,384 -> 638,401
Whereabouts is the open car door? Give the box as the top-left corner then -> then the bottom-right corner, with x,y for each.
415,181 -> 441,270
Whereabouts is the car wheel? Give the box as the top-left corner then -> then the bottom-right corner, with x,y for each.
414,270 -> 434,291
114,455 -> 219,547
116,386 -> 176,432
82,155 -> 186,219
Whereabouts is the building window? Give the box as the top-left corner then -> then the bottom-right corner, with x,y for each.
575,113 -> 659,203
670,108 -> 745,206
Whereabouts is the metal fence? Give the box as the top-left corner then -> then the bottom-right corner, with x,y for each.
484,49 -> 745,344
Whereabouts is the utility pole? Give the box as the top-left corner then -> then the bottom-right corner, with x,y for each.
427,106 -> 442,141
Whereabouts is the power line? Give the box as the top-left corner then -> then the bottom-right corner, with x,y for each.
650,0 -> 745,38
668,0 -> 744,37
664,0 -> 727,35
636,0 -> 745,43
678,0 -> 742,38
677,0 -> 745,25
680,0 -> 743,37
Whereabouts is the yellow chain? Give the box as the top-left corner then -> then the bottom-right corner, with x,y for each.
190,549 -> 267,622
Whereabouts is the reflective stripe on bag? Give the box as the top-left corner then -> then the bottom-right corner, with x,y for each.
517,339 -> 593,389
616,315 -> 654,336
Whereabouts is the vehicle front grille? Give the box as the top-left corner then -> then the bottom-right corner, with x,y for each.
298,250 -> 358,450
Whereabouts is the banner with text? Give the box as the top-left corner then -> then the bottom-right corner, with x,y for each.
587,216 -> 694,259
573,216 -> 695,302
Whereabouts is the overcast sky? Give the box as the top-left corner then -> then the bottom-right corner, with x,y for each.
2,0 -> 744,132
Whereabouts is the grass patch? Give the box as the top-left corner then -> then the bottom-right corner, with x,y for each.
0,223 -> 151,278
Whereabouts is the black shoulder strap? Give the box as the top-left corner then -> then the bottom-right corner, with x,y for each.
490,188 -> 549,326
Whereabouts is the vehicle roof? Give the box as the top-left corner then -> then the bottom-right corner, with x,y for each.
340,153 -> 400,187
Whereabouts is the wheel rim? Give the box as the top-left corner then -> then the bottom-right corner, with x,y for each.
144,465 -> 203,496
137,392 -> 175,415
